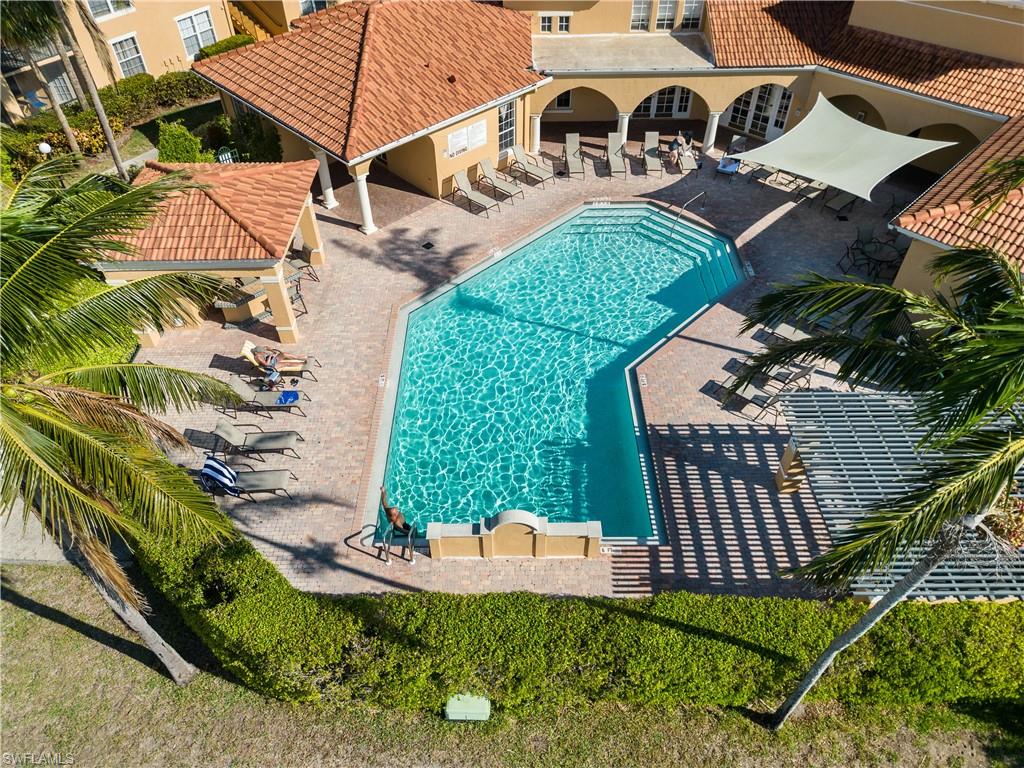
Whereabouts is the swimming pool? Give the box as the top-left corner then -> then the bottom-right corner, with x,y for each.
375,203 -> 743,541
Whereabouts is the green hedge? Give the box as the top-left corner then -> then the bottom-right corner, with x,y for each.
153,71 -> 215,108
157,120 -> 214,163
136,529 -> 1024,711
196,34 -> 254,60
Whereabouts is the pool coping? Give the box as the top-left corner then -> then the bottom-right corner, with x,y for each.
359,200 -> 747,549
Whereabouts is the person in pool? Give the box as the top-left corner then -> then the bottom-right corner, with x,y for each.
380,486 -> 412,535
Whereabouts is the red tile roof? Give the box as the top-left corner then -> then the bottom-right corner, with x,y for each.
705,0 -> 1024,116
896,116 -> 1024,263
114,160 -> 319,263
193,0 -> 543,162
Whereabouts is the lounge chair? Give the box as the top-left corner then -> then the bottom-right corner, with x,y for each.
477,158 -> 524,202
715,155 -> 740,181
199,454 -> 296,502
677,151 -> 698,174
727,382 -> 782,424
643,131 -> 663,177
241,340 -> 320,381
212,418 -> 303,459
747,164 -> 776,185
562,133 -> 585,179
225,374 -> 310,417
764,321 -> 811,344
604,132 -> 626,178
450,169 -> 500,216
824,190 -> 857,215
509,145 -> 554,186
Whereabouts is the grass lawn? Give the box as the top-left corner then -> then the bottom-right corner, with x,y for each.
66,99 -> 223,183
2,565 -> 1021,768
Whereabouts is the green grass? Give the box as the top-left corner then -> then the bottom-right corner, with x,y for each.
66,99 -> 223,183
2,564 -> 1021,768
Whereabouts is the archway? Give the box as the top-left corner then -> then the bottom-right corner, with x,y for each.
906,123 -> 980,174
827,94 -> 886,130
541,86 -> 618,124
722,83 -> 795,142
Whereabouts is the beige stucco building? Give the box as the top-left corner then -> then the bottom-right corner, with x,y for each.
2,0 -> 233,122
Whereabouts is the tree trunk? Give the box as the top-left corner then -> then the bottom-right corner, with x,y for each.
54,1 -> 128,181
770,531 -> 961,731
73,550 -> 198,686
26,55 -> 81,156
55,32 -> 87,106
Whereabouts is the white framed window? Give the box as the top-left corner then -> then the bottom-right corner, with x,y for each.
655,0 -> 676,30
110,33 -> 146,77
497,100 -> 516,151
679,0 -> 704,29
299,0 -> 327,14
630,0 -> 652,30
773,89 -> 793,130
540,15 -> 552,32
546,91 -> 572,112
558,15 -> 570,32
88,0 -> 132,20
176,7 -> 217,60
45,69 -> 74,104
633,86 -> 691,118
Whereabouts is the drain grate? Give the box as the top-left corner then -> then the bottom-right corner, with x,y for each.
421,241 -> 435,250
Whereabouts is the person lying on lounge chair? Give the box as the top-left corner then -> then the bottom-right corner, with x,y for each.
667,132 -> 684,165
253,345 -> 306,370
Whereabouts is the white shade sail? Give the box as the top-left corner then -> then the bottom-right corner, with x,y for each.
727,94 -> 956,201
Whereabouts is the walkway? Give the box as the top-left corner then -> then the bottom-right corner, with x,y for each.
143,150 -> 921,597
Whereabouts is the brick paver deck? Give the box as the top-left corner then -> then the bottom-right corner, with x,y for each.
144,145 -> 919,597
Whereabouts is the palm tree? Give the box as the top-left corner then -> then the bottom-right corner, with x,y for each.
1,157 -> 238,684
732,200 -> 1024,730
1,0 -> 81,156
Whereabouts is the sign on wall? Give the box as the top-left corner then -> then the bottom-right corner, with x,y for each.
446,119 -> 487,158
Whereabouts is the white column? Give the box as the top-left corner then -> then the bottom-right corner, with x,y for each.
703,111 -> 722,155
351,171 -> 377,235
313,148 -> 338,209
616,112 -> 630,139
530,113 -> 541,155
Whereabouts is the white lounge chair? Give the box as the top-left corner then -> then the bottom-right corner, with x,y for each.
450,169 -> 500,216
605,132 -> 626,178
477,158 -> 524,202
643,131 -> 662,177
510,145 -> 554,186
563,133 -> 585,179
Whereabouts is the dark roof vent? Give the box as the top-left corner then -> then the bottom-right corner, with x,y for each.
447,74 -> 457,84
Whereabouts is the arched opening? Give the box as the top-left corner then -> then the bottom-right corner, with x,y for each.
723,83 -> 794,142
540,86 -> 618,124
627,85 -> 711,148
906,123 -> 980,174
827,94 -> 886,130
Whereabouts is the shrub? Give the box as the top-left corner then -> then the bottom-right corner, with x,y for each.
196,34 -> 254,60
154,70 -> 215,107
233,113 -> 281,162
194,114 -> 233,151
100,72 -> 157,124
135,527 -> 1024,710
157,120 -> 214,163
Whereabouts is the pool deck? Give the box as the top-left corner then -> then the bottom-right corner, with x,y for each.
146,143 -> 919,597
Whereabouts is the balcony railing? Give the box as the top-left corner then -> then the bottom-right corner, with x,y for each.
2,41 -> 62,74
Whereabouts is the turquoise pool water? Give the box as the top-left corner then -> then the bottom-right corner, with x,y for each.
382,205 -> 742,539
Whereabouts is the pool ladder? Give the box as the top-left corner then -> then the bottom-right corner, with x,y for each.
380,522 -> 418,565
670,192 -> 707,232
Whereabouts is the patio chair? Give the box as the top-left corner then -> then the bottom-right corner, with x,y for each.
726,382 -> 782,424
747,164 -> 776,185
212,418 -> 303,459
643,134 -> 663,178
764,321 -> 811,344
604,133 -> 627,178
837,225 -> 885,273
509,145 -> 554,186
450,170 -> 500,217
562,133 -> 585,179
477,158 -> 524,202
715,155 -> 740,181
794,180 -> 827,203
286,245 -> 320,282
225,373 -> 311,418
240,340 -> 320,381
678,151 -> 698,174
198,454 -> 296,502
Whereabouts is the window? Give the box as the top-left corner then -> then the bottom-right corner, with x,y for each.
177,8 -> 216,60
632,95 -> 653,117
774,89 -> 793,130
546,90 -> 572,112
231,96 -> 250,117
655,0 -> 676,30
88,0 -> 131,20
497,100 -> 516,151
630,0 -> 651,30
299,0 -> 327,14
44,67 -> 74,104
540,15 -> 552,32
633,87 -> 691,118
111,35 -> 145,77
653,88 -> 676,117
558,15 -> 570,32
679,0 -> 704,29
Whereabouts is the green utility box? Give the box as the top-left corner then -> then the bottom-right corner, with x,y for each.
444,694 -> 491,721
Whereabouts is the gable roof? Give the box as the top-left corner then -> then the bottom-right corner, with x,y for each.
193,0 -> 543,163
895,116 -> 1024,263
114,160 -> 319,263
704,0 -> 1024,116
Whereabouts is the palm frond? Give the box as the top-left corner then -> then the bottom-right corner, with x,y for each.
1,155 -> 75,214
798,429 -> 1024,585
34,363 -> 238,414
0,399 -> 140,543
929,247 -> 1024,310
75,526 -> 147,611
968,157 -> 1024,222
